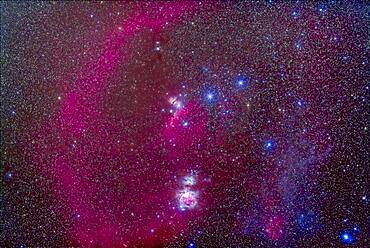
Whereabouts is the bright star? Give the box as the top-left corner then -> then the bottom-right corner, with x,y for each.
340,231 -> 354,244
235,75 -> 249,89
264,139 -> 276,151
203,87 -> 219,105
188,241 -> 196,248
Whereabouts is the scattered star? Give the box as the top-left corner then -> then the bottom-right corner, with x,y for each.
2,1 -> 367,247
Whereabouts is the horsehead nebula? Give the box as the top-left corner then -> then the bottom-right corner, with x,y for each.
2,1 -> 368,247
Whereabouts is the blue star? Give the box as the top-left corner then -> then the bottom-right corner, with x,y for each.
6,171 -> 13,179
318,4 -> 327,14
295,41 -> 302,50
292,10 -> 299,17
340,231 -> 354,244
10,109 -> 16,116
235,75 -> 250,90
264,139 -> 276,151
203,87 -> 219,105
297,99 -> 305,107
188,240 -> 196,248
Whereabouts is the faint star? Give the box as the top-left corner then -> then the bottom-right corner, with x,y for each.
297,99 -> 304,107
182,120 -> 189,127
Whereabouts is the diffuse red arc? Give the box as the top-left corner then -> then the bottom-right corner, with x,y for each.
30,2 -> 220,247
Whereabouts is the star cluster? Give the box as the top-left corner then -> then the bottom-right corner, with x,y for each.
1,1 -> 369,247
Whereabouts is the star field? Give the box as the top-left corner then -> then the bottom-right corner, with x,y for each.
1,1 -> 369,247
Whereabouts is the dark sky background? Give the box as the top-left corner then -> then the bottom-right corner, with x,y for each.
1,1 -> 369,247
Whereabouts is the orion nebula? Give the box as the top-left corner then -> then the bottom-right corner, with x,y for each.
2,1 -> 369,247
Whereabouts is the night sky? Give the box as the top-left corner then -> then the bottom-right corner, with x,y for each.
1,1 -> 369,247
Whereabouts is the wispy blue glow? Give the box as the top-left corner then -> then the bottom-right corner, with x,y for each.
297,210 -> 317,231
201,66 -> 209,73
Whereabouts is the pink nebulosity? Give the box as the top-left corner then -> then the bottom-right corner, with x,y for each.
264,214 -> 285,241
163,100 -> 208,156
33,2 -> 214,247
